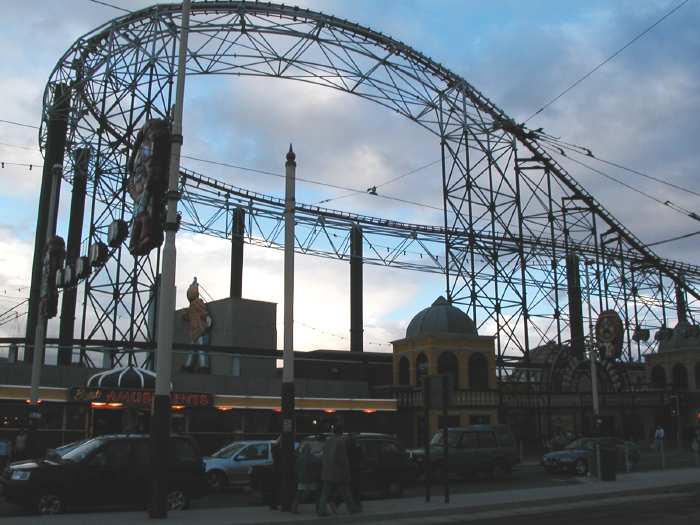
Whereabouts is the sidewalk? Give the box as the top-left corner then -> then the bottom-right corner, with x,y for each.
7,467 -> 700,525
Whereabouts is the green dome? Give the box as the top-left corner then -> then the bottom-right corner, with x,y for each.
406,296 -> 478,338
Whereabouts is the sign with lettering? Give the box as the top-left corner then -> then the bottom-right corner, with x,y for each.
70,387 -> 213,408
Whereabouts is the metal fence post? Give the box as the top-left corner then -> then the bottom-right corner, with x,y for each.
625,442 -> 630,473
595,443 -> 601,479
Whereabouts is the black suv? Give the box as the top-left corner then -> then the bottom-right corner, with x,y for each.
1,434 -> 208,514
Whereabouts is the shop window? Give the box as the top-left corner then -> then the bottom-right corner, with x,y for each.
398,356 -> 410,385
438,351 -> 459,389
415,353 -> 428,385
651,365 -> 666,388
672,363 -> 688,390
469,353 -> 489,390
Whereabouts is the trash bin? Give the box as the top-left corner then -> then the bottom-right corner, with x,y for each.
599,447 -> 616,481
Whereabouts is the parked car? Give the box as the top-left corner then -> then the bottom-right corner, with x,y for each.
204,440 -> 274,490
45,438 -> 92,461
541,437 -> 641,476
0,434 -> 208,515
251,433 -> 416,502
409,425 -> 519,479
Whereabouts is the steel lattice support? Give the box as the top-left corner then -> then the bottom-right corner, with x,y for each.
38,2 -> 699,372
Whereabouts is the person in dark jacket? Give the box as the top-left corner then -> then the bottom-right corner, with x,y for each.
346,434 -> 363,510
291,443 -> 318,513
267,437 -> 281,510
317,424 -> 360,516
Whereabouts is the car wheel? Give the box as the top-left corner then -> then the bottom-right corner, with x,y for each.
167,489 -> 190,511
36,491 -> 64,515
207,470 -> 227,491
574,459 -> 588,476
385,480 -> 403,498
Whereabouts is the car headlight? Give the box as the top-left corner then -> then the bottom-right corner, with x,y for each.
11,470 -> 31,481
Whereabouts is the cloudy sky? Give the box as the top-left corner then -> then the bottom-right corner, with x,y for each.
1,0 -> 698,354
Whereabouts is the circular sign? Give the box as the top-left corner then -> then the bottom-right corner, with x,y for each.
595,310 -> 623,359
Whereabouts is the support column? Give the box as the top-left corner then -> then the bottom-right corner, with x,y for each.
350,225 -> 363,352
230,207 -> 245,299
566,253 -> 585,360
149,0 -> 190,518
280,145 -> 296,512
58,149 -> 90,366
675,281 -> 687,322
25,83 -> 70,360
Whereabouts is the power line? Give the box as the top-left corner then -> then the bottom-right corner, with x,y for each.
0,311 -> 27,329
86,0 -> 132,14
182,154 -> 443,211
0,142 -> 41,152
543,143 -> 700,222
316,158 -> 441,205
537,133 -> 700,199
524,0 -> 690,123
0,161 -> 42,170
0,119 -> 39,130
647,229 -> 700,247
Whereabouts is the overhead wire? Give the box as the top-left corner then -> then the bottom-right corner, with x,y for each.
524,0 -> 690,123
536,133 -> 700,199
541,142 -> 700,219
86,0 -> 132,14
0,119 -> 39,130
647,229 -> 700,247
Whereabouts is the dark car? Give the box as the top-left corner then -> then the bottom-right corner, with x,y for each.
251,433 -> 416,501
409,425 -> 519,480
541,437 -> 640,476
1,434 -> 208,515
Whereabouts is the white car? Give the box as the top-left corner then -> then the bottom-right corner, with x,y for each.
203,440 -> 273,491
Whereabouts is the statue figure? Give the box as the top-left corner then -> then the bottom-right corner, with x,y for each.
182,277 -> 212,373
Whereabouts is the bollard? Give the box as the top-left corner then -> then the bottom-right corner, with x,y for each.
624,442 -> 630,473
519,440 -> 524,463
595,444 -> 601,480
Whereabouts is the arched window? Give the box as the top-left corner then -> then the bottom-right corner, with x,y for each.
695,362 -> 700,391
650,365 -> 666,388
437,351 -> 459,389
398,356 -> 410,386
468,353 -> 489,390
415,353 -> 428,385
672,363 -> 688,390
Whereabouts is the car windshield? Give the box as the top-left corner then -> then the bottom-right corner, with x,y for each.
430,430 -> 462,447
60,438 -> 105,463
566,439 -> 593,450
211,443 -> 246,458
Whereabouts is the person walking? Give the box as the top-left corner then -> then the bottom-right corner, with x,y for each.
346,433 -> 363,510
13,428 -> 29,461
267,437 -> 281,510
317,424 -> 360,516
291,443 -> 318,514
654,425 -> 665,452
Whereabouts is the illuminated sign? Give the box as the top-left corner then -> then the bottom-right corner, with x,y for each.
70,387 -> 213,408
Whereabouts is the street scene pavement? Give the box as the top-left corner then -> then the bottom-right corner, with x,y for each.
1,462 -> 698,524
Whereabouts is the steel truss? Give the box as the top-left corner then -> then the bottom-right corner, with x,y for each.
40,2 -> 699,371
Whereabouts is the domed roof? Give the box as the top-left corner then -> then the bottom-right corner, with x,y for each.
87,365 -> 156,389
406,296 -> 478,338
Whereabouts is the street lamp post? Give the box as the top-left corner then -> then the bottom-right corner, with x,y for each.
148,0 -> 190,518
584,260 -> 601,429
280,145 -> 296,511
